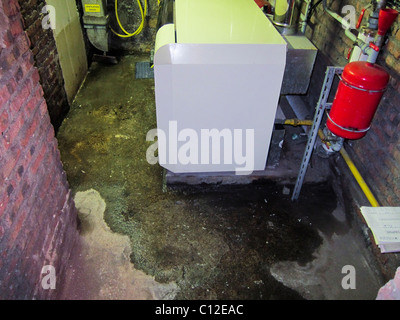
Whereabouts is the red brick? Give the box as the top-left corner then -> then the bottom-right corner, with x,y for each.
28,138 -> 47,175
0,109 -> 9,133
9,16 -> 23,37
0,192 -> 10,220
5,77 -> 17,96
0,30 -> 13,49
1,146 -> 21,178
18,53 -> 34,76
1,0 -> 21,17
31,68 -> 40,86
13,32 -> 30,56
20,112 -> 40,148
2,111 -> 23,148
15,76 -> 32,105
8,206 -> 30,245
2,46 -> 17,68
0,84 -> 11,106
9,186 -> 25,219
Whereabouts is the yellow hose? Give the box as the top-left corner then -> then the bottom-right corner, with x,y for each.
112,0 -> 147,38
284,119 -> 314,127
339,147 -> 380,207
315,128 -> 379,206
284,119 -> 380,207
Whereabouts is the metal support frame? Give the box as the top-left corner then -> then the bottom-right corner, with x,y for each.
291,66 -> 344,201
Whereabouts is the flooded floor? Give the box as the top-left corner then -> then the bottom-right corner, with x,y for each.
57,55 -> 385,300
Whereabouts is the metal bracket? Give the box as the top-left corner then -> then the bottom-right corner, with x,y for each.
291,66 -> 344,201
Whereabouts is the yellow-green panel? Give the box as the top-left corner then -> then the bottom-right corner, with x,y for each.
175,0 -> 286,45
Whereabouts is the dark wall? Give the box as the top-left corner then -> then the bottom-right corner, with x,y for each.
18,0 -> 70,132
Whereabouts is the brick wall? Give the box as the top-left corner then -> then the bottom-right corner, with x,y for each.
18,0 -> 70,132
303,0 -> 400,207
0,0 -> 79,299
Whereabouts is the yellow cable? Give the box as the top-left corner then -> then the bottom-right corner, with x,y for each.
339,147 -> 380,207
116,0 -> 145,36
284,119 -> 314,127
283,119 -> 380,207
317,128 -> 380,207
111,0 -> 147,38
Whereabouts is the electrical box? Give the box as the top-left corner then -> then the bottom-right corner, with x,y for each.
81,0 -> 109,52
82,0 -> 107,17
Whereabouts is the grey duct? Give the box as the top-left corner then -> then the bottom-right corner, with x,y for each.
81,0 -> 110,52
273,0 -> 303,35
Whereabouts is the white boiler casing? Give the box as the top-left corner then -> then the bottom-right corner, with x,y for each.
154,0 -> 287,174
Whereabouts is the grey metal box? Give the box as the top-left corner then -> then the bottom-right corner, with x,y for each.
281,35 -> 318,95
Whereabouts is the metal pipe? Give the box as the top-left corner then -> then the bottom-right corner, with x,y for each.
282,118 -> 380,207
273,0 -> 301,35
300,0 -> 313,33
322,0 -> 358,42
368,0 -> 387,30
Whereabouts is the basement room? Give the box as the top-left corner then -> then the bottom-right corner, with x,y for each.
1,0 -> 400,302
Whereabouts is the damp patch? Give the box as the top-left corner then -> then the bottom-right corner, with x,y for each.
135,62 -> 154,79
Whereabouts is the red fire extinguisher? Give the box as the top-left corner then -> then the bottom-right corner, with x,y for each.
327,61 -> 390,140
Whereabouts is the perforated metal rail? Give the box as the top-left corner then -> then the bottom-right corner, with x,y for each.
291,66 -> 344,201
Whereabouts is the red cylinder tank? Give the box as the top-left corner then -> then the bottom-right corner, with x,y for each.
327,61 -> 390,140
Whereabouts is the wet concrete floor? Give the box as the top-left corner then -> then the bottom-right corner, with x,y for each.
57,55 -> 385,300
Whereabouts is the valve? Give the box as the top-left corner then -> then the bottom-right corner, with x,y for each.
356,8 -> 367,29
347,47 -> 353,60
369,42 -> 380,52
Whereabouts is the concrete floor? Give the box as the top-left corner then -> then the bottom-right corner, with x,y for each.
56,55 -> 385,300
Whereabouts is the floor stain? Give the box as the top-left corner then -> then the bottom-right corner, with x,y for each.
60,189 -> 178,300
